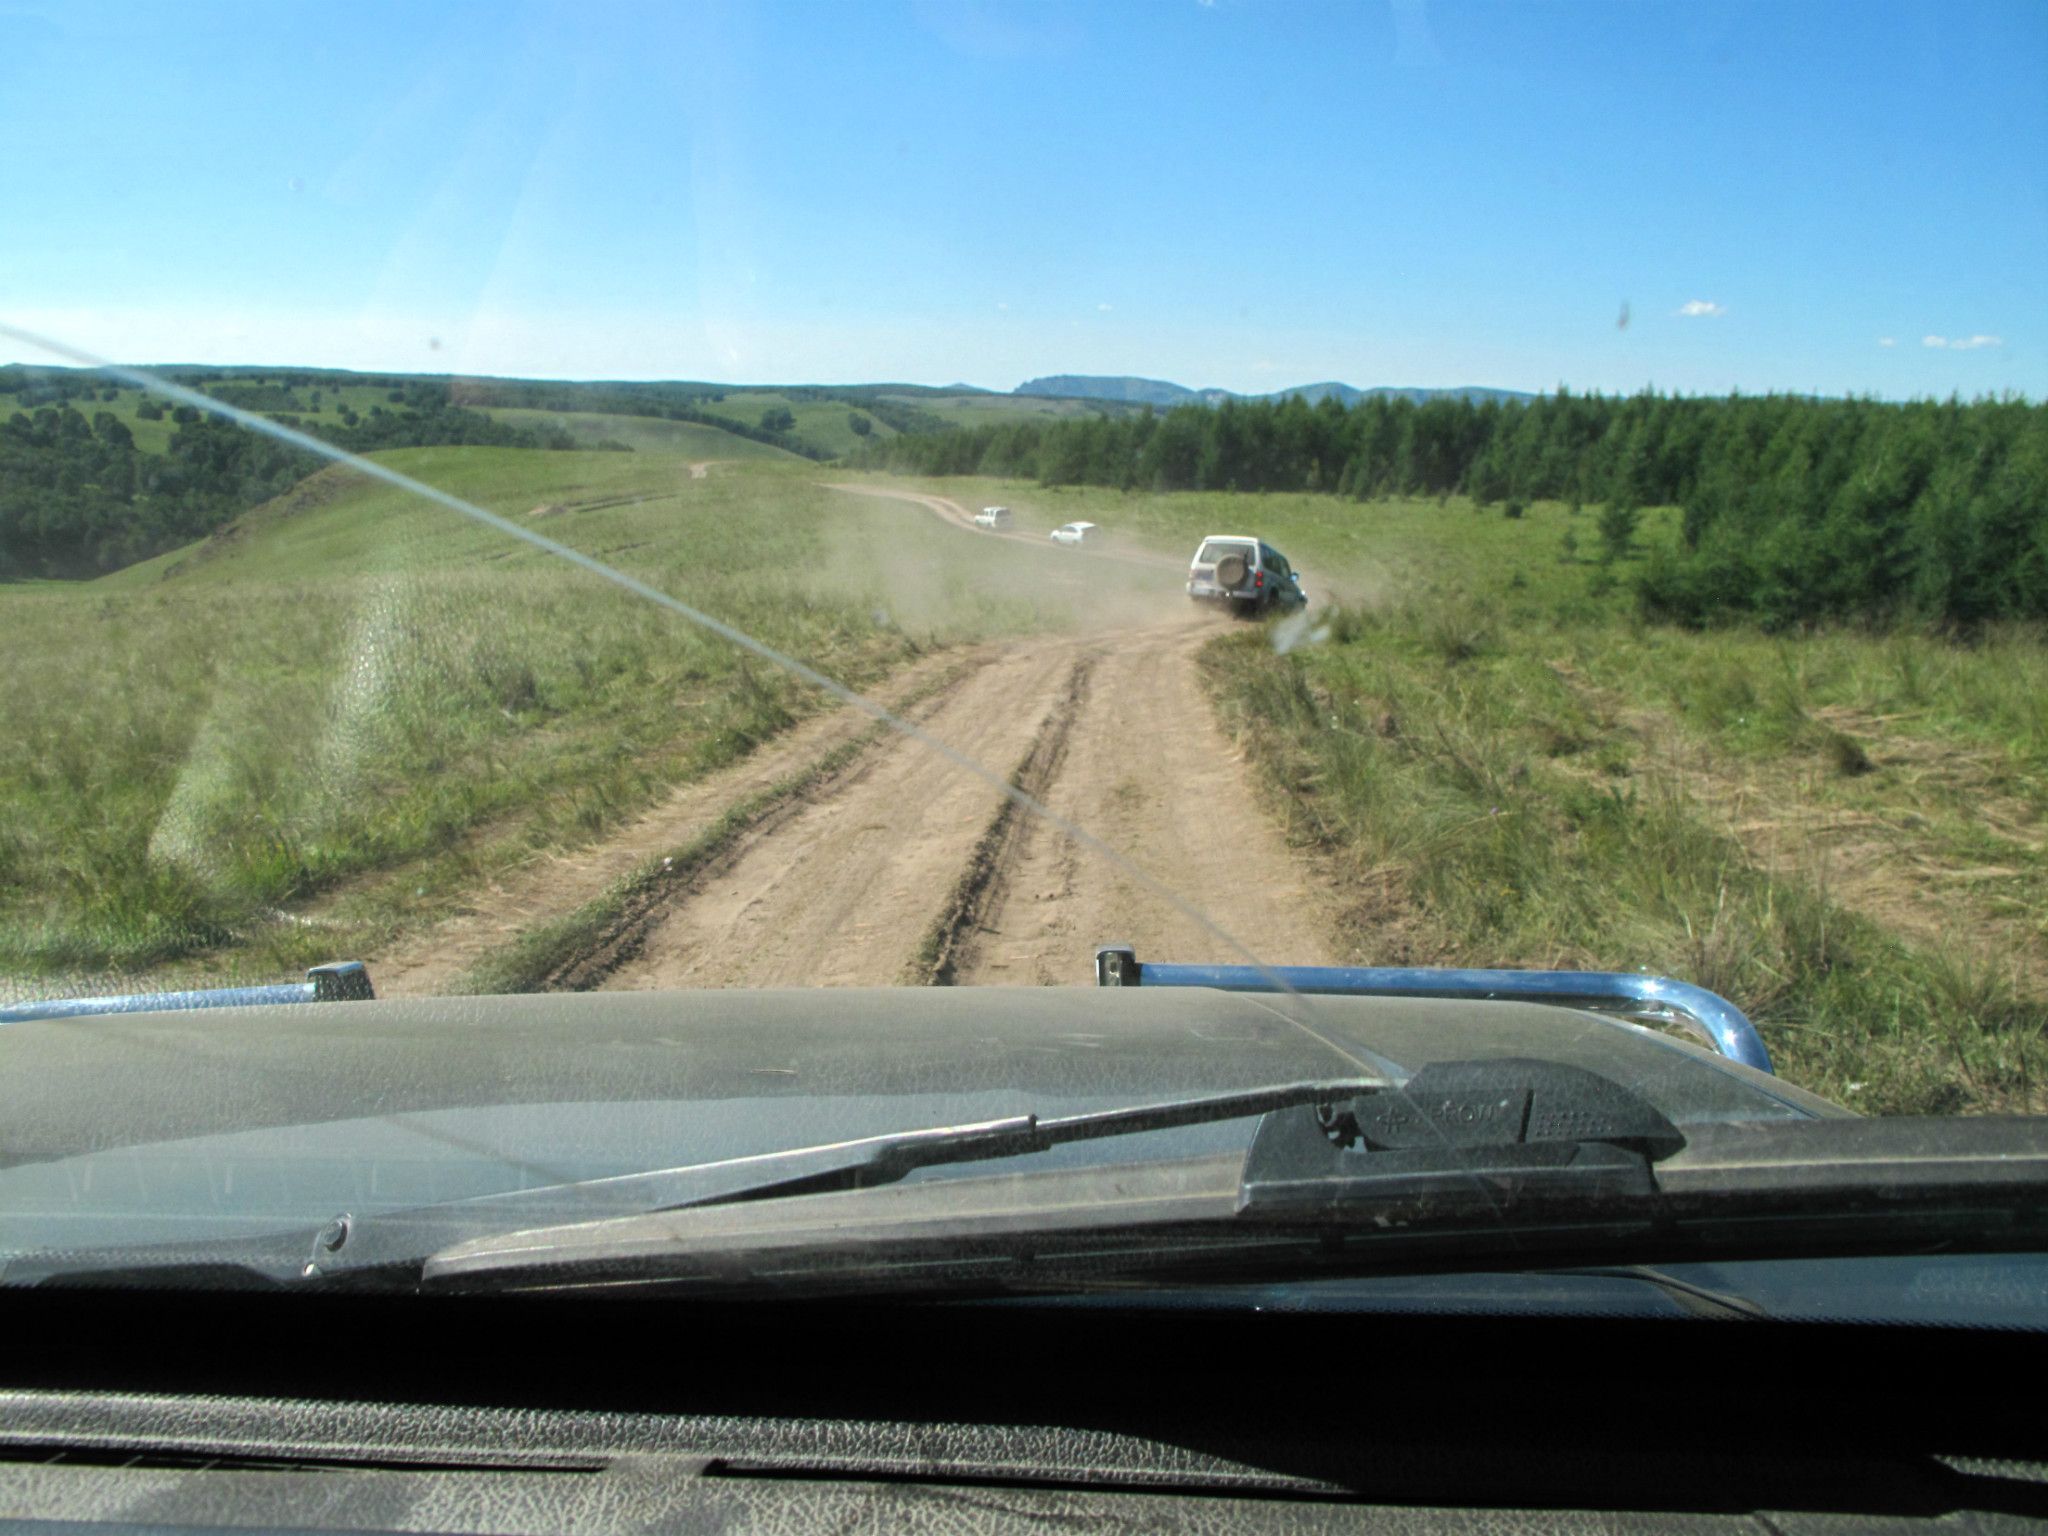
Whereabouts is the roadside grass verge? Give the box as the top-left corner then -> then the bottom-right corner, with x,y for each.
1201,606 -> 2044,1115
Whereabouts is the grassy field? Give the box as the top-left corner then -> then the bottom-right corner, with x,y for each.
0,451 -> 1104,994
0,450 -> 1073,991
710,391 -> 897,456
862,475 -> 2047,1114
482,407 -> 798,458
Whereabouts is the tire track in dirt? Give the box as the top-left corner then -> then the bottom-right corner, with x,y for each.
363,646 -> 987,996
602,633 -> 1107,989
905,655 -> 1097,986
595,614 -> 1336,993
948,623 -> 1338,985
588,631 -> 1336,993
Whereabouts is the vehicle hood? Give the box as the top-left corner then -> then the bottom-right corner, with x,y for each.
2,986 -> 1835,1165
0,988 -> 1840,1256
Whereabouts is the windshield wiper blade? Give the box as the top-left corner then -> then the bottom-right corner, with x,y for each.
420,1068 -> 2048,1297
421,1059 -> 1694,1291
525,1075 -> 1389,1214
5,1079 -> 1385,1290
266,1076 -> 1383,1282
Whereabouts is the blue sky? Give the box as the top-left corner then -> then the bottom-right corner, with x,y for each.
1,0 -> 2041,397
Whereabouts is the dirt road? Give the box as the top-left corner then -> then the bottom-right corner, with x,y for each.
372,487 -> 1337,994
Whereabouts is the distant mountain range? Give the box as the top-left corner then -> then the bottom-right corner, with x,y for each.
1013,375 -> 1534,408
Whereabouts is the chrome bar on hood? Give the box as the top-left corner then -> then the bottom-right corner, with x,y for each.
1093,946 -> 1772,1075
0,962 -> 374,1024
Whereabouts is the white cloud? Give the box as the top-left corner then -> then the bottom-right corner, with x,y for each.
1096,302 -> 1113,312
1877,337 -> 1896,348
1924,335 -> 1948,348
1675,300 -> 1726,318
1951,334 -> 2003,350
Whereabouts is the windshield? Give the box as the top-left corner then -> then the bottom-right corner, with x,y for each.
1,0 -> 2043,1305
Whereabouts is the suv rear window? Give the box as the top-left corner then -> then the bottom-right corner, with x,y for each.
1197,539 -> 1254,565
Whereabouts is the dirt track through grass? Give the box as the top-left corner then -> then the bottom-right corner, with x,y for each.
421,487 -> 1337,997
591,612 -> 1335,993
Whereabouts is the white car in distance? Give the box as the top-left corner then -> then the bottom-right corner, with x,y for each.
973,506 -> 1013,530
1049,521 -> 1096,547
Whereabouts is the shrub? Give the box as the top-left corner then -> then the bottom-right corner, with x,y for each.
1597,502 -> 1639,563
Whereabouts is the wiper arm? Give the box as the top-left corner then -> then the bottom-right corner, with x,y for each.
484,1075 -> 1386,1217
649,1076 -> 1390,1208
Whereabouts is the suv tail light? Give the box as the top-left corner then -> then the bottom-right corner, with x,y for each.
1254,571 -> 1264,588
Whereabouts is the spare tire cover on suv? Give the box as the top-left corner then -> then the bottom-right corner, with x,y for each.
1214,552 -> 1249,588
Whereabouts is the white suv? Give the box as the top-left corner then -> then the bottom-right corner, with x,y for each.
1187,535 -> 1307,615
973,506 -> 1013,529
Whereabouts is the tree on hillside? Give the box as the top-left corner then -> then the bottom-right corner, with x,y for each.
1597,501 -> 1639,563
759,406 -> 796,433
848,412 -> 872,437
1467,450 -> 1510,507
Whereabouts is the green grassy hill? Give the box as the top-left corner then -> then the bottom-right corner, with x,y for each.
482,408 -> 801,459
4,451 -> 848,978
0,448 -> 1088,987
4,381 -> 537,455
704,390 -> 898,456
2,368 -> 944,465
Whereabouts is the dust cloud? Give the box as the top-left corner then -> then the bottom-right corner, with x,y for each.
804,489 -> 1196,643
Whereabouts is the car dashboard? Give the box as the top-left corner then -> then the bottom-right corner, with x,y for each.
1,1281 -> 2044,1534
